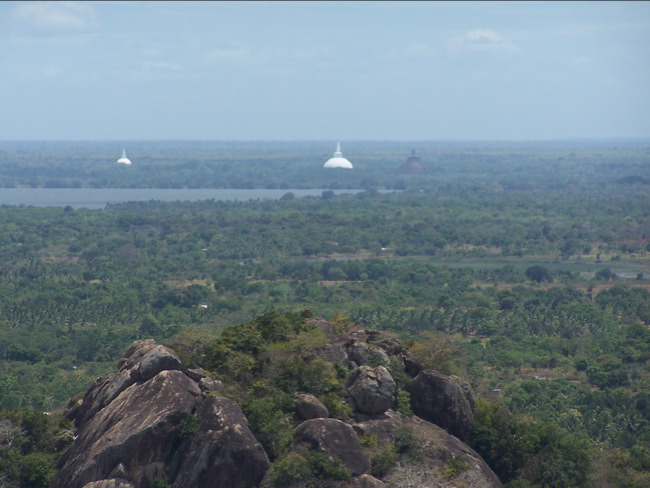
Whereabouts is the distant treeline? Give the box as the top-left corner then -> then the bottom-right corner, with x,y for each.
0,139 -> 649,190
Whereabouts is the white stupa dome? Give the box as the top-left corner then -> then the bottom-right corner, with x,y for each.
323,141 -> 353,169
117,149 -> 132,165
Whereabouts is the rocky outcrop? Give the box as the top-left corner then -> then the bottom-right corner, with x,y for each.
293,418 -> 371,476
168,396 -> 270,488
406,369 -> 476,443
53,342 -> 268,488
346,365 -> 396,415
354,410 -> 501,487
65,340 -> 183,429
55,322 -> 501,488
344,474 -> 387,487
81,481 -> 135,488
346,341 -> 390,368
54,370 -> 200,488
137,344 -> 182,380
295,394 -> 329,420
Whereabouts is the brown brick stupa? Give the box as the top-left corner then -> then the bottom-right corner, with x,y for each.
397,149 -> 424,174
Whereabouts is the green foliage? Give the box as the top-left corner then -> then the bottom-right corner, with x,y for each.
406,331 -> 458,375
472,397 -> 593,487
274,356 -> 341,396
393,426 -> 418,455
268,451 -> 311,487
178,413 -> 200,439
151,478 -> 172,488
241,394 -> 294,461
525,265 -> 552,283
395,390 -> 413,416
0,141 -> 648,486
18,452 -> 55,488
268,450 -> 351,487
360,429 -> 417,478
443,455 -> 470,480
368,442 -> 399,478
321,392 -> 352,420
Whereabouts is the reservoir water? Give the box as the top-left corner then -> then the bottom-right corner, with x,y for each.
0,188 -> 356,209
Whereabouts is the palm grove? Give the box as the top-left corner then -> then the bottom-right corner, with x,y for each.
0,140 -> 648,487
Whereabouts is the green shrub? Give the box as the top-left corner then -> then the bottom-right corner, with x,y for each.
269,450 -> 351,487
321,392 -> 352,420
393,426 -> 417,454
151,478 -> 171,488
242,396 -> 293,460
395,390 -> 413,416
269,452 -> 311,487
443,455 -> 470,479
19,452 -> 54,488
369,443 -> 399,478
305,450 -> 351,480
179,413 -> 200,439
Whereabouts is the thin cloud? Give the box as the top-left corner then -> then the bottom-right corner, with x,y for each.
9,1 -> 97,35
403,42 -> 434,58
204,45 -> 253,64
142,61 -> 183,71
448,29 -> 521,54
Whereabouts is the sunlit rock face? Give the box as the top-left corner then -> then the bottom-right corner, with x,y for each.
52,342 -> 269,488
55,323 -> 502,488
407,369 -> 476,443
346,365 -> 396,415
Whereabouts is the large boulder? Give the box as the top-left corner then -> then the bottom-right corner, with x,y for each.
344,474 -> 387,487
116,340 -> 159,372
406,369 -> 475,443
56,340 -> 272,488
346,366 -> 396,415
169,396 -> 270,488
66,340 -> 179,429
295,394 -> 329,420
137,344 -> 182,380
354,410 -> 501,487
346,342 -> 390,367
82,481 -> 135,488
293,418 -> 370,476
53,370 -> 201,488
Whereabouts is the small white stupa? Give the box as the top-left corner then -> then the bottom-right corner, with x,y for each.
323,141 -> 353,169
116,149 -> 132,165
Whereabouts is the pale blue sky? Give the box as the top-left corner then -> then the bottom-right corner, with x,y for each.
1,1 -> 649,141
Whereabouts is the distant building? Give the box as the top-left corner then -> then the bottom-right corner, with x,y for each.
397,150 -> 424,174
323,141 -> 353,169
117,149 -> 132,165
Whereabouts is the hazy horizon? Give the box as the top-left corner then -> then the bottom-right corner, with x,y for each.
2,1 -> 649,141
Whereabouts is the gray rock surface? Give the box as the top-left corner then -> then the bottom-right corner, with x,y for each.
295,394 -> 329,420
53,370 -> 201,488
347,342 -> 390,367
54,341 -> 269,488
344,474 -> 388,487
81,480 -> 135,488
354,409 -> 501,487
169,396 -> 271,488
56,329 -> 502,488
137,344 -> 182,380
293,418 -> 370,476
347,365 -> 396,415
66,340 -> 161,429
406,369 -> 475,443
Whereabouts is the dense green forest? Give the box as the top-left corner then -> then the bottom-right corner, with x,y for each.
0,140 -> 648,487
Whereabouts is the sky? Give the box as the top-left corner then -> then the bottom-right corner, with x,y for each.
1,1 -> 649,141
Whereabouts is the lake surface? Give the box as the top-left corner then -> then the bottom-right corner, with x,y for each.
0,188 -> 358,209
